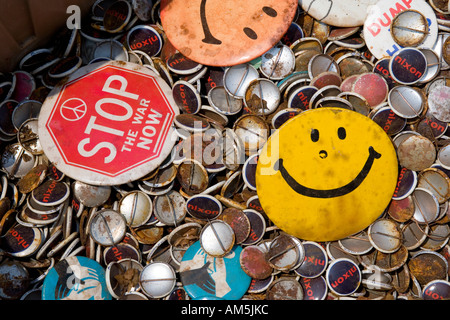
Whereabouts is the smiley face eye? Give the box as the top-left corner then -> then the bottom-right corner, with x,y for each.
311,129 -> 319,142
243,6 -> 278,40
262,6 -> 277,17
338,127 -> 346,140
243,27 -> 258,40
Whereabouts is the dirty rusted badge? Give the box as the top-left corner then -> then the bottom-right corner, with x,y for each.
256,108 -> 398,241
363,0 -> 438,60
16,164 -> 47,194
160,0 -> 298,66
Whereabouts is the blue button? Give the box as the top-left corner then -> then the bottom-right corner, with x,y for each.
288,86 -> 318,110
180,241 -> 251,300
295,241 -> 328,278
326,258 -> 361,296
423,280 -> 450,300
281,22 -> 304,47
42,256 -> 112,300
373,58 -> 397,89
271,108 -> 301,129
300,276 -> 328,300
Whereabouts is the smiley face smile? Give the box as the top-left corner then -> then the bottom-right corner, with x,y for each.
274,146 -> 382,198
256,107 -> 398,241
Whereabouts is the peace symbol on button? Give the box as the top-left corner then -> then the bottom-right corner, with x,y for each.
60,98 -> 87,122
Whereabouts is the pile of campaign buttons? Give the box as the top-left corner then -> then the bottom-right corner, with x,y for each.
0,0 -> 450,301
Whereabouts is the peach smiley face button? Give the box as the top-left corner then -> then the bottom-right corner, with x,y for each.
256,108 -> 398,242
160,0 -> 298,66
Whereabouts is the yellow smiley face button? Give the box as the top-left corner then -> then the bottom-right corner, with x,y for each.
256,108 -> 398,242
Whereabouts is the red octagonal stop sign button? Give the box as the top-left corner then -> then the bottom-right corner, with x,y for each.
38,61 -> 179,186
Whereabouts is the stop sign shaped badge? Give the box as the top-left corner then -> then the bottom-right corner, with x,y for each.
38,61 -> 179,185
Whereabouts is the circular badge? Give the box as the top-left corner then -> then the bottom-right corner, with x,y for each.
267,234 -> 302,271
103,0 -> 132,33
415,114 -> 447,141
240,245 -> 273,279
288,86 -> 318,111
167,52 -> 203,75
282,22 -> 304,46
241,209 -> 266,245
103,243 -> 141,265
363,0 -> 438,60
11,71 -> 35,103
423,280 -> 450,300
368,218 -> 402,253
38,61 -> 179,186
388,86 -> 424,118
160,0 -> 298,66
0,260 -> 30,300
89,209 -> 127,246
373,58 -> 397,89
397,135 -> 436,172
0,100 -> 18,136
351,72 -> 388,108
248,275 -> 274,294
217,208 -> 251,244
186,194 -> 222,220
243,154 -> 259,191
42,256 -> 112,300
256,108 -> 398,241
260,45 -> 295,80
118,191 -> 153,227
338,231 -> 374,255
153,190 -> 186,226
294,241 -> 328,278
200,220 -> 235,257
272,108 -> 302,129
390,10 -> 429,47
179,241 -> 251,300
419,48 -> 441,84
12,100 -> 42,131
2,224 -> 42,258
243,78 -> 280,115
140,262 -> 177,298
31,180 -> 70,207
389,48 -> 427,85
428,85 -> 450,122
388,196 -> 415,222
391,167 -> 417,200
131,0 -> 154,21
223,63 -> 259,99
207,86 -> 243,115
266,277 -> 304,300
72,180 -> 111,208
127,25 -> 163,57
371,106 -> 406,136
300,276 -> 328,300
326,258 -> 361,296
172,80 -> 202,114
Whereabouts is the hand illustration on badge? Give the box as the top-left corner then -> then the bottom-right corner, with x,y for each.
51,257 -> 109,300
180,247 -> 235,297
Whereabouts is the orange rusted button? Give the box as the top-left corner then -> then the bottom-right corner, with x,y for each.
160,0 -> 298,66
